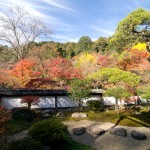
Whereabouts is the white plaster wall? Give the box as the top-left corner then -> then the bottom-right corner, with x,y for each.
83,96 -> 124,106
82,95 -> 101,106
57,96 -> 77,107
1,97 -> 26,109
1,96 -> 55,109
36,96 -> 55,108
141,99 -> 148,104
1,95 -> 127,109
102,97 -> 115,105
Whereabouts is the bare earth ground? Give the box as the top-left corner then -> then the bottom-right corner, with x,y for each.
64,120 -> 150,150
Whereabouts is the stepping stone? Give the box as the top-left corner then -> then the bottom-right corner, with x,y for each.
72,127 -> 86,135
131,130 -> 147,140
89,127 -> 105,136
109,127 -> 127,137
56,112 -> 65,117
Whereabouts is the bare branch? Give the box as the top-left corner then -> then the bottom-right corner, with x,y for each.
0,7 -> 51,61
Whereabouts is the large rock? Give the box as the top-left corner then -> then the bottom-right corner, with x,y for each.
89,126 -> 105,136
71,112 -> 87,118
109,127 -> 127,137
72,127 -> 86,135
131,130 -> 147,140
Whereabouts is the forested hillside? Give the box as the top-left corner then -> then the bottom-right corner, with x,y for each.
0,8 -> 150,94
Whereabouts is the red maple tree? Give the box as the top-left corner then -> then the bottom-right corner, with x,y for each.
21,95 -> 40,110
46,57 -> 82,81
24,57 -> 81,89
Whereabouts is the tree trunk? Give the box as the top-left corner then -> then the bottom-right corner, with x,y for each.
115,99 -> 119,115
28,103 -> 31,110
147,99 -> 150,112
78,100 -> 82,112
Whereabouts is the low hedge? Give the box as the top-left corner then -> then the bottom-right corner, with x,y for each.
11,107 -> 35,121
87,100 -> 105,111
28,118 -> 69,146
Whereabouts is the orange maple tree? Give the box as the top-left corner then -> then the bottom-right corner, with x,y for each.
5,57 -> 82,89
7,59 -> 41,88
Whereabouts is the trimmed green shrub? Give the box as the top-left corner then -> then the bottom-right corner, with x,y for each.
87,100 -> 105,111
28,118 -> 69,146
6,137 -> 43,150
11,107 -> 35,121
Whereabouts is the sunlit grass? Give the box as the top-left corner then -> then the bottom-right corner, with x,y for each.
3,108 -> 150,137
86,110 -> 150,127
2,120 -> 35,136
3,118 -> 95,150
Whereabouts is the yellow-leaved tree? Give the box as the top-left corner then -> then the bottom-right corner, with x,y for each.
131,43 -> 147,52
74,53 -> 98,77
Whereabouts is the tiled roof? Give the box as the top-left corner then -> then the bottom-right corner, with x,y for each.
0,89 -> 67,96
0,88 -> 103,96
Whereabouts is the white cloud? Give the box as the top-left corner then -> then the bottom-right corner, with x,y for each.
0,0 -> 48,19
0,0 -> 75,33
51,34 -> 78,42
0,12 -> 6,17
42,0 -> 74,11
0,1 -> 12,8
89,26 -> 114,36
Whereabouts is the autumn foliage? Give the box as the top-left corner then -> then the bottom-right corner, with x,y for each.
0,42 -> 150,90
26,57 -> 82,89
0,57 -> 82,89
47,57 -> 82,81
4,59 -> 40,88
97,55 -> 114,68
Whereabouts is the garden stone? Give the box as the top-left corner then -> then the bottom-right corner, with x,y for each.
44,146 -> 52,150
41,110 -> 52,119
109,127 -> 127,137
71,112 -> 87,118
56,112 -> 65,117
89,126 -> 105,136
72,127 -> 86,135
131,130 -> 147,140
41,113 -> 51,118
105,108 -> 109,112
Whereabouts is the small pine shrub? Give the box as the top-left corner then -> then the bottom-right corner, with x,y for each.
87,100 -> 105,111
6,137 -> 43,150
11,107 -> 35,121
28,118 -> 69,146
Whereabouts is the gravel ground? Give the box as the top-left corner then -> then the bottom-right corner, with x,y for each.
7,130 -> 28,143
64,120 -> 150,150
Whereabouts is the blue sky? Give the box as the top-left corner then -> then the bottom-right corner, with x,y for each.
0,0 -> 150,43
